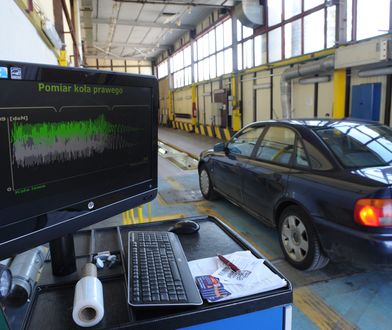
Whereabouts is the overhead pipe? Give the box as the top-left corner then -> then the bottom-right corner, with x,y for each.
280,56 -> 335,118
358,66 -> 392,77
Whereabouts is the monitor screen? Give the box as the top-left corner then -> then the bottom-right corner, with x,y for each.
0,61 -> 158,259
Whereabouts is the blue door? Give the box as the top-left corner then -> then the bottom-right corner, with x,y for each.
351,83 -> 381,121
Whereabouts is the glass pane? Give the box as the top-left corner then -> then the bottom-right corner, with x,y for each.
209,55 -> 216,79
237,43 -> 243,71
285,19 -> 302,58
254,34 -> 266,66
228,127 -> 265,157
198,60 -> 204,81
304,10 -> 325,53
203,34 -> 209,58
357,0 -> 390,40
285,0 -> 301,19
256,127 -> 296,164
216,24 -> 224,51
184,46 -> 191,66
315,124 -> 392,167
237,20 -> 242,41
326,6 -> 336,48
244,39 -> 254,69
224,48 -> 233,74
346,0 -> 352,41
223,19 -> 232,48
268,0 -> 282,26
243,26 -> 253,39
197,38 -> 203,60
295,139 -> 310,167
217,51 -> 224,76
304,0 -> 324,11
204,57 -> 210,80
268,27 -> 282,62
209,30 -> 216,54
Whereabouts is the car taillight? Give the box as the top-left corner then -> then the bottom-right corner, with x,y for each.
354,199 -> 392,227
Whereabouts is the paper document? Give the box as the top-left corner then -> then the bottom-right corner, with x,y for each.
188,250 -> 287,302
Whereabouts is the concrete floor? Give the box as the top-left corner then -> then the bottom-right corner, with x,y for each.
101,127 -> 392,330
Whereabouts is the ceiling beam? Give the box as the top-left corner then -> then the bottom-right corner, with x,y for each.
85,54 -> 153,60
90,42 -> 170,49
113,0 -> 232,8
81,17 -> 194,30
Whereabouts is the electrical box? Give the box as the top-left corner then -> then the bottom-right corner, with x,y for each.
335,39 -> 391,69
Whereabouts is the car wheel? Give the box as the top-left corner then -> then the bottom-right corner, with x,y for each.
199,165 -> 219,200
278,206 -> 329,271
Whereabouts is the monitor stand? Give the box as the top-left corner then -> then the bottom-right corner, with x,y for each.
49,234 -> 77,276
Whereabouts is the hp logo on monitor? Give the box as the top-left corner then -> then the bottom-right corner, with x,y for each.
88,202 -> 95,210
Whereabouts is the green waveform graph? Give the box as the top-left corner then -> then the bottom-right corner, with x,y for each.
11,114 -> 142,168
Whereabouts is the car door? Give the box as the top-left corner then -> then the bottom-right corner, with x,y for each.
242,125 -> 297,222
213,125 -> 265,203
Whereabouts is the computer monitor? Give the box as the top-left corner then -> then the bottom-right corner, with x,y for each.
0,61 -> 158,260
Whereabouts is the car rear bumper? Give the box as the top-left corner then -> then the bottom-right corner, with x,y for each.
313,216 -> 392,265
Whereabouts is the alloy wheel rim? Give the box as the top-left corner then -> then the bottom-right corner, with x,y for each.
281,215 -> 309,262
200,170 -> 210,195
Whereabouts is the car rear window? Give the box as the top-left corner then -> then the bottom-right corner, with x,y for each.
314,124 -> 392,168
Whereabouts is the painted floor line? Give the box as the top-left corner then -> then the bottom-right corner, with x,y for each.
195,203 -> 273,260
294,287 -> 357,330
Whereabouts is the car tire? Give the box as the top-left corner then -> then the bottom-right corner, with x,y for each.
199,164 -> 219,201
278,206 -> 329,271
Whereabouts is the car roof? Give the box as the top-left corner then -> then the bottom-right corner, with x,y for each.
249,118 -> 383,130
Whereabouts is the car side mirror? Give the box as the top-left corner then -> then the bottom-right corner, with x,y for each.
213,142 -> 226,152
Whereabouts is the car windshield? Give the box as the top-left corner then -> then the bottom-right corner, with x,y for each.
314,123 -> 392,168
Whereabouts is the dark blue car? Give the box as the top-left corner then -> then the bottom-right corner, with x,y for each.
198,119 -> 392,270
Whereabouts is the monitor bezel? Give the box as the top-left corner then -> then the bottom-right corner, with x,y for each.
0,60 -> 158,259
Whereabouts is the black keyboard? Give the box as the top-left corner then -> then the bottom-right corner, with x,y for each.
127,231 -> 203,306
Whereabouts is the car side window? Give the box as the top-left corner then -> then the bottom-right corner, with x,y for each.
227,126 -> 264,157
295,139 -> 310,167
256,126 -> 295,165
303,140 -> 333,170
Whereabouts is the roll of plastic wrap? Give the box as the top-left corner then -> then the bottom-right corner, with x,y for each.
72,264 -> 104,327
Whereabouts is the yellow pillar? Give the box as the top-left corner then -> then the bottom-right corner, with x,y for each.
191,84 -> 197,125
137,206 -> 144,223
168,90 -> 174,121
58,50 -> 67,67
333,69 -> 346,118
231,75 -> 241,131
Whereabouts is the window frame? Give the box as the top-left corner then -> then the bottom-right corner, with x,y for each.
227,124 -> 266,159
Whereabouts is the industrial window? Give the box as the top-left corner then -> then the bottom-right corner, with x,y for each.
304,0 -> 324,11
285,19 -> 302,58
194,18 -> 233,83
157,60 -> 168,79
268,0 -> 282,26
243,39 -> 254,69
356,0 -> 390,40
285,0 -> 301,19
237,43 -> 243,71
224,48 -> 233,74
223,19 -> 232,47
326,6 -> 336,48
304,10 -> 325,53
268,28 -> 282,62
216,24 -> 224,51
172,45 -> 191,88
216,51 -> 224,76
254,34 -> 267,67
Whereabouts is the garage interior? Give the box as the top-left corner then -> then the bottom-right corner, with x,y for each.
1,0 -> 392,329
